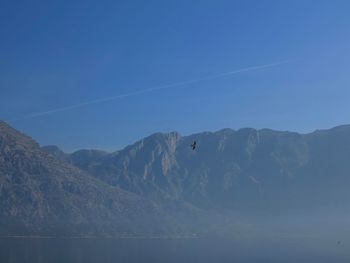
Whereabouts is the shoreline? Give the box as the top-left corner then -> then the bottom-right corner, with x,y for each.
0,235 -> 200,239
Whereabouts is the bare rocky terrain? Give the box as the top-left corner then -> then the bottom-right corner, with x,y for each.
2,120 -> 350,236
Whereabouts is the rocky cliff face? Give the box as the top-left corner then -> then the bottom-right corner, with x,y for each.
49,125 -> 350,211
5,120 -> 350,236
0,121 -> 172,236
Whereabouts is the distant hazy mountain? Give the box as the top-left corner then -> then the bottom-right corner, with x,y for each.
0,121 -> 181,236
3,120 -> 350,236
44,126 -> 350,212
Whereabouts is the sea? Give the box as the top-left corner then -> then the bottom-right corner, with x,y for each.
0,235 -> 349,263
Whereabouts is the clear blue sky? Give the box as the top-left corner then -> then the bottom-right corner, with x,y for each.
1,0 -> 350,151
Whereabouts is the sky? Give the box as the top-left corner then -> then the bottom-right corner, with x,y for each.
1,0 -> 350,152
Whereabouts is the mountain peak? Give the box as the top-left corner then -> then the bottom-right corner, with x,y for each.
215,128 -> 235,135
0,120 -> 38,149
0,120 -> 14,130
128,131 -> 182,151
146,131 -> 181,140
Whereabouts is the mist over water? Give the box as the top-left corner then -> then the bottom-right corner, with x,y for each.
1,214 -> 350,263
0,238 -> 347,263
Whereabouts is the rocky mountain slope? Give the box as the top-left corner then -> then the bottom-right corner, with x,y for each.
45,126 -> 350,212
0,121 -> 183,236
3,120 -> 350,236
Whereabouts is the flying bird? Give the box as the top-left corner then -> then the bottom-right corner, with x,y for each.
190,141 -> 197,150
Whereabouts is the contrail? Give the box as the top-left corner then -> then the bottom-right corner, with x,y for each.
14,60 -> 289,120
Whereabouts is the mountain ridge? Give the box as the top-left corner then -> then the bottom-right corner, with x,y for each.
0,121 -> 192,236
42,124 -> 350,211
3,121 -> 350,236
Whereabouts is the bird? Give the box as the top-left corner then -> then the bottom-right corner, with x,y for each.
190,141 -> 197,150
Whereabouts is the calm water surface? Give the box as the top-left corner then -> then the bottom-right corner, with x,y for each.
0,236 -> 349,263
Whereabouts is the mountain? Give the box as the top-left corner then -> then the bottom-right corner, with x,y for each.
5,120 -> 350,236
41,145 -> 70,162
0,121 -> 184,236
46,126 -> 350,213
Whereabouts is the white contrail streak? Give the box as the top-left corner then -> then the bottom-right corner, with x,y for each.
16,60 -> 289,120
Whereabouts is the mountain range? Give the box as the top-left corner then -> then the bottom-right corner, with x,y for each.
2,120 -> 350,236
